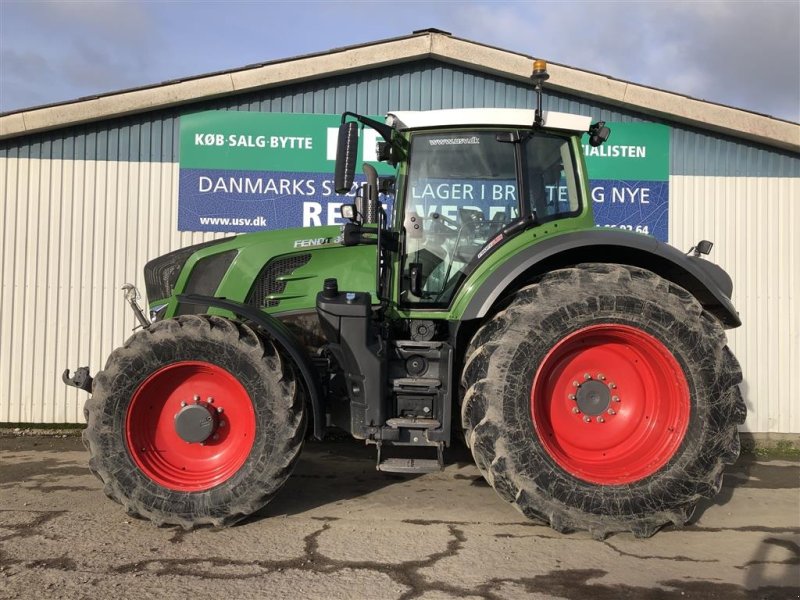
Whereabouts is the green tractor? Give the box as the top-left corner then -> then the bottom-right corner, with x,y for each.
64,61 -> 745,538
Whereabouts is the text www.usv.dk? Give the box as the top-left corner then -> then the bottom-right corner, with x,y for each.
198,216 -> 268,227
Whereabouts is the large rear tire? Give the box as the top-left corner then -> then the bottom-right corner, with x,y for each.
461,263 -> 745,538
83,315 -> 306,528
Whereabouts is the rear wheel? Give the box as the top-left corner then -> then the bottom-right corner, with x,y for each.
461,263 -> 745,538
83,315 -> 306,528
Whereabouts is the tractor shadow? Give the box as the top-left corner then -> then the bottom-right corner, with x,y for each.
687,378 -> 773,526
245,436 -> 478,523
686,458 -> 754,525
687,447 -> 800,526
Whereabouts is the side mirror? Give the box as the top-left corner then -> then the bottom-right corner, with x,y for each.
588,121 -> 611,147
689,240 -> 714,257
334,121 -> 359,194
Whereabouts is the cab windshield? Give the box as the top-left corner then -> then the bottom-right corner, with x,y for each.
400,129 -> 580,306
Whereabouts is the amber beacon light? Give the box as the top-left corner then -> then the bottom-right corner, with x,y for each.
531,59 -> 550,126
532,59 -> 550,82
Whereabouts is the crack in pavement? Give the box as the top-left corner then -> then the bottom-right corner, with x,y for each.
110,519 -> 480,600
602,539 -> 719,563
3,515 -> 798,599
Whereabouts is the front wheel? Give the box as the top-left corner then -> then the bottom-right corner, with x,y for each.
83,315 -> 306,528
461,264 -> 745,538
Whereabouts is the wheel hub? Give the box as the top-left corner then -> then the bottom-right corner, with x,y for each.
126,361 -> 255,492
174,401 -> 218,443
575,379 -> 611,416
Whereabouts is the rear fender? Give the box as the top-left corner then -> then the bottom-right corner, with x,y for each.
459,230 -> 740,328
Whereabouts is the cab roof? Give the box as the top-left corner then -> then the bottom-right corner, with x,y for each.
386,108 -> 592,133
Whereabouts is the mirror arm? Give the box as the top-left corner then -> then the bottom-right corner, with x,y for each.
341,111 -> 395,144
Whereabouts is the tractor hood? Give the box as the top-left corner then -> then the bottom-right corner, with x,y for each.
145,225 -> 377,320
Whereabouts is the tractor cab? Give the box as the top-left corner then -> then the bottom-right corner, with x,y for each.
333,107 -> 603,311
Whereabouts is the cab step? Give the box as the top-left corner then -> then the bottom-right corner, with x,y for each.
385,417 -> 440,429
375,441 -> 444,474
377,458 -> 441,474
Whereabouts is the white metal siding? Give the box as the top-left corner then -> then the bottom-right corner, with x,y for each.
0,157 -> 224,423
670,176 -> 800,434
1,157 -> 798,433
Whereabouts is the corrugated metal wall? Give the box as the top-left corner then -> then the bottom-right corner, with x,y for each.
0,157 -> 227,422
670,176 -> 799,433
1,58 -> 798,431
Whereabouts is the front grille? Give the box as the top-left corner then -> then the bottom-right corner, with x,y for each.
246,254 -> 311,308
143,237 -> 235,302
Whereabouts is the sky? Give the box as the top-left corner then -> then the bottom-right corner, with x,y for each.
1,0 -> 798,122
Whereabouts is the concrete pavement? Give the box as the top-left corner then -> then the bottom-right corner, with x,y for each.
0,435 -> 798,599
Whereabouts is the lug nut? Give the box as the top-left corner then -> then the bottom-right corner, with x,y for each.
583,416 -> 591,423
597,417 -> 605,423
572,380 -> 580,387
598,374 -> 606,381
212,434 -> 219,441
573,407 -> 581,414
217,407 -> 224,414
584,373 -> 591,380
608,408 -> 616,416
180,401 -> 187,407
609,383 -> 617,389
193,394 -> 201,403
207,397 -> 214,403
612,396 -> 620,402
568,394 -> 576,400
219,421 -> 226,428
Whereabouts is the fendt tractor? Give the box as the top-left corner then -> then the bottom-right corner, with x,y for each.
64,60 -> 745,538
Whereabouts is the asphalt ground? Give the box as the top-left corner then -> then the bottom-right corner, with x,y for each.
0,435 -> 798,600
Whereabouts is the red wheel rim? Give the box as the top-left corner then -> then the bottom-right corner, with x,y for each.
531,324 -> 690,485
126,361 -> 256,492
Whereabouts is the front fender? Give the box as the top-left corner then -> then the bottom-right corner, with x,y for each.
177,294 -> 325,439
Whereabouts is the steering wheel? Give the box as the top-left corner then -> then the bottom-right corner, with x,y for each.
457,208 -> 486,238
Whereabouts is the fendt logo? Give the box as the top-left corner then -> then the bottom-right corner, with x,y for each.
293,237 -> 332,248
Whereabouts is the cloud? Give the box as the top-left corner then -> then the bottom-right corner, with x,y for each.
1,0 -> 797,121
435,1 -> 799,121
664,1 -> 800,120
0,48 -> 56,108
0,0 -> 162,109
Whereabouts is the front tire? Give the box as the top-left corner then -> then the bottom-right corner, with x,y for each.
461,264 -> 745,538
83,315 -> 306,528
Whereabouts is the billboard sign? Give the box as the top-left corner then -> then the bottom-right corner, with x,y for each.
178,111 -> 391,232
583,122 -> 670,241
178,112 -> 670,241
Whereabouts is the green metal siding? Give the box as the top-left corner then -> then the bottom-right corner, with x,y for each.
1,58 -> 798,177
